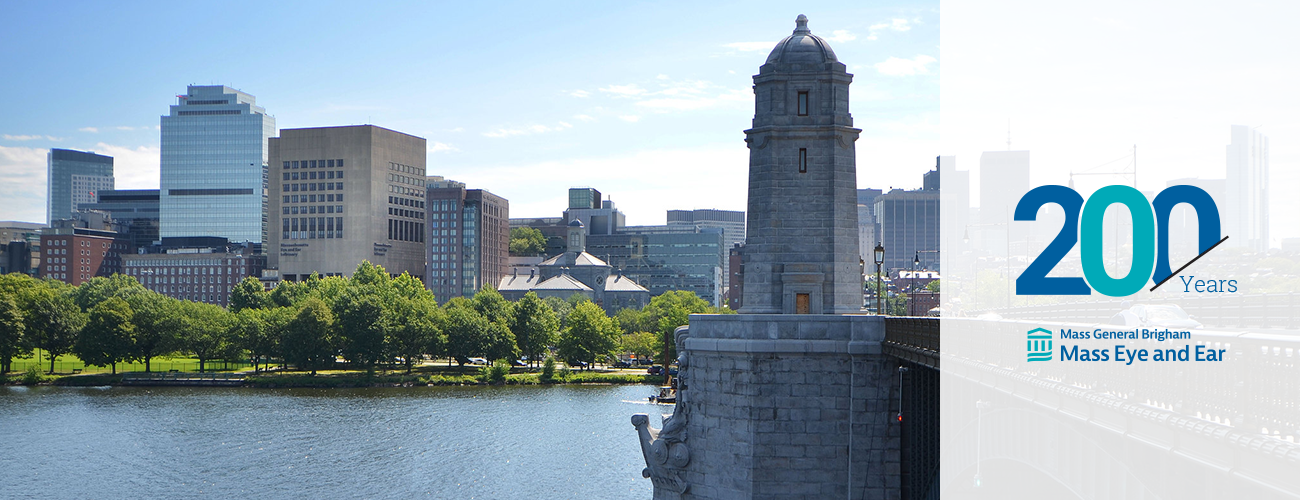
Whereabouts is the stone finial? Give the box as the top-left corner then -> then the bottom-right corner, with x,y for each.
794,14 -> 810,34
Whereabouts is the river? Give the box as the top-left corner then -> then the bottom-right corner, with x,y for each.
0,384 -> 663,499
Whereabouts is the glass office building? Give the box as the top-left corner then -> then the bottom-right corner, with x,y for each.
47,148 -> 114,224
159,85 -> 275,246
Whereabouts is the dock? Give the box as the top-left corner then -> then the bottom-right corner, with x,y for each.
120,372 -> 246,387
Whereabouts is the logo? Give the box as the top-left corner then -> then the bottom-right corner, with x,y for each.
1014,185 -> 1224,297
1027,328 -> 1053,361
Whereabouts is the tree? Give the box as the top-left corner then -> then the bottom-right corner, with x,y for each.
387,297 -> 443,373
542,296 -> 574,329
509,227 -> 548,256
335,290 -> 389,369
23,289 -> 86,374
73,296 -> 135,374
231,308 -> 279,372
0,293 -> 27,374
472,284 -> 514,328
176,302 -> 231,373
351,260 -> 391,288
925,279 -> 940,293
620,331 -> 661,363
230,277 -> 270,312
557,301 -> 620,370
644,291 -> 712,367
269,280 -> 308,308
283,298 -> 336,374
125,291 -> 178,372
614,307 -> 653,338
72,274 -> 145,312
482,320 -> 519,363
443,306 -> 488,367
513,292 -> 559,366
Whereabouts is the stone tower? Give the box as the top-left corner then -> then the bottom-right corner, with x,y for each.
740,14 -> 862,315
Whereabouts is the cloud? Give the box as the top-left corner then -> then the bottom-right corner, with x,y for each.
722,41 -> 774,52
826,30 -> 857,43
598,84 -> 648,97
79,127 -> 99,133
874,55 -> 937,76
91,142 -> 160,190
656,74 -> 670,80
115,126 -> 137,131
568,90 -> 590,98
619,115 -> 641,123
867,18 -> 912,40
0,146 -> 50,223
573,114 -> 597,122
633,86 -> 749,112
482,122 -> 574,138
4,134 -> 62,142
429,142 -> 459,153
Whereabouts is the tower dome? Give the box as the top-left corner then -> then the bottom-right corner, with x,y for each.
765,14 -> 838,65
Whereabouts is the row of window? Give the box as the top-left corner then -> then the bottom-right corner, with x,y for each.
389,207 -> 423,219
284,159 -> 345,169
390,184 -> 422,197
283,194 -> 343,204
388,173 -> 424,187
388,219 -> 424,243
283,217 -> 344,240
389,196 -> 424,209
390,162 -> 422,176
284,170 -> 344,181
123,258 -> 247,267
283,182 -> 344,192
134,274 -> 237,285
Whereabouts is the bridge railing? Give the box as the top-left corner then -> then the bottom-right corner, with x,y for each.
944,318 -> 1300,440
883,317 -> 940,369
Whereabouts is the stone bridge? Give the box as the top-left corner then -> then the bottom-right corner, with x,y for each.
632,315 -> 1300,500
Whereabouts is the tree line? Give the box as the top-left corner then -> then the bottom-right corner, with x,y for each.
0,261 -> 731,376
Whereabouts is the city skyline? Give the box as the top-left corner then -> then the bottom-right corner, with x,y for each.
0,2 -> 939,227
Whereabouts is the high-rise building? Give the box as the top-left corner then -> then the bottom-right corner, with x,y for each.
268,125 -> 425,282
47,149 -> 113,224
856,188 -> 882,265
666,208 -> 744,292
564,192 -> 625,236
160,85 -> 275,246
77,189 -> 160,250
1225,125 -> 1269,251
426,177 -> 510,301
568,187 -> 602,209
977,150 -> 1030,255
875,167 -> 940,273
589,228 -> 725,306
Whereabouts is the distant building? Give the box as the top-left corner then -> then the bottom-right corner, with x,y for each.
426,177 -> 510,300
122,238 -> 266,306
666,208 -> 745,290
588,228 -> 724,306
1225,125 -> 1269,251
498,219 -> 650,312
510,217 -> 568,256
269,125 -> 426,282
78,189 -> 160,250
564,189 -> 625,236
38,215 -> 130,285
856,188 -> 882,265
978,150 -> 1030,255
0,222 -> 45,275
47,149 -> 113,224
568,187 -> 602,210
160,85 -> 275,246
875,186 -> 939,273
1165,177 -> 1226,259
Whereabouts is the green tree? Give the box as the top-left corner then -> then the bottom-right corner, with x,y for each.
644,291 -> 713,367
387,297 -> 443,373
925,279 -> 940,293
23,289 -> 86,374
269,280 -> 308,307
351,260 -> 391,288
73,296 -> 135,374
557,301 -> 620,370
620,331 -> 661,363
443,306 -> 488,366
256,307 -> 294,371
230,277 -> 270,312
472,284 -> 515,328
72,274 -> 146,312
124,291 -> 178,372
542,296 -> 574,328
176,302 -> 232,373
482,319 -> 519,363
335,289 -> 390,369
230,308 -> 273,372
283,298 -> 336,374
0,293 -> 27,374
614,307 -> 653,338
512,292 -> 559,366
509,227 -> 548,256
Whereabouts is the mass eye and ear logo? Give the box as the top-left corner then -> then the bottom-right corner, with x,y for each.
1014,184 -> 1227,297
1027,328 -> 1053,361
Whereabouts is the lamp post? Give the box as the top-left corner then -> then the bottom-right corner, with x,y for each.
873,243 -> 885,315
910,251 -> 919,316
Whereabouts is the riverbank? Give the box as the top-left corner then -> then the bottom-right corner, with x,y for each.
3,369 -> 661,388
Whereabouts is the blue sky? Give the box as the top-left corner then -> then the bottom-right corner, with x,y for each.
0,0 -> 939,225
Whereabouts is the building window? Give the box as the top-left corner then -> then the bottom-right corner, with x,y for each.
799,148 -> 808,173
797,91 -> 808,116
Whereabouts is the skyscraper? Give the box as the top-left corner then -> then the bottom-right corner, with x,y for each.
159,85 -> 275,246
426,177 -> 510,301
47,148 -> 113,224
977,150 -> 1030,254
269,125 -> 426,282
1225,125 -> 1269,251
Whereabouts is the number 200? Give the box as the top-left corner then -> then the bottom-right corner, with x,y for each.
1014,185 -> 1221,297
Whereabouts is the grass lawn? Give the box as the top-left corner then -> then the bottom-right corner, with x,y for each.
8,350 -> 251,375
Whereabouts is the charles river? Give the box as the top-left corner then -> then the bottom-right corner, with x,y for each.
0,384 -> 660,499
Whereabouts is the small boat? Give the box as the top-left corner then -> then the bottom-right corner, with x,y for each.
648,386 -> 676,404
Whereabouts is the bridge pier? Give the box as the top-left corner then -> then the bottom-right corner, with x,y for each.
634,314 -> 906,500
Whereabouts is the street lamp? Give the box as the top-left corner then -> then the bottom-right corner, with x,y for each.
910,252 -> 920,316
873,243 -> 885,315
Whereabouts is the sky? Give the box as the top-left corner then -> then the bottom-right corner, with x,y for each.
0,1 -> 939,226
941,0 -> 1300,246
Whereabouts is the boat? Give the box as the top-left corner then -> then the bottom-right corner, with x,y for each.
648,385 -> 676,404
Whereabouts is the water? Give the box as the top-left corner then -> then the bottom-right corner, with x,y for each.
0,384 -> 664,499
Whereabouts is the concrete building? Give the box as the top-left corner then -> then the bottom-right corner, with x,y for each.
739,14 -> 862,314
0,222 -> 45,275
426,177 -> 510,301
875,186 -> 940,273
47,149 -> 113,224
726,243 -> 743,310
564,197 -> 626,236
160,85 -> 275,246
1225,125 -> 1269,251
498,219 -> 650,312
268,125 -> 426,282
38,215 -> 130,286
122,238 -> 266,306
77,189 -> 160,250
